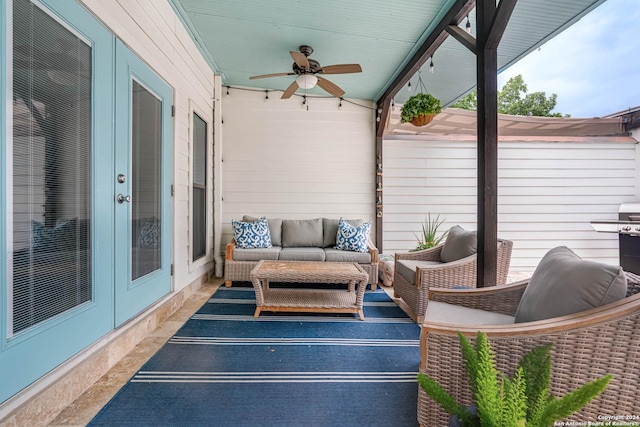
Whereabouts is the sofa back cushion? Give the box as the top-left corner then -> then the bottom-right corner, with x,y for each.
322,218 -> 364,247
282,218 -> 323,247
243,215 -> 282,246
514,246 -> 627,323
440,225 -> 477,263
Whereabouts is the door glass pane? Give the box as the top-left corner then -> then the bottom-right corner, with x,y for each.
131,80 -> 162,280
11,0 -> 92,333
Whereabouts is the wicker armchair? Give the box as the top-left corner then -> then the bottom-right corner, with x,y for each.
417,277 -> 640,426
393,238 -> 513,322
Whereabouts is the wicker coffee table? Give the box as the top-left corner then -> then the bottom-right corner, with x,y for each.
250,260 -> 369,320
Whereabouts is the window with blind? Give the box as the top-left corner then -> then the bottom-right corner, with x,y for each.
11,0 -> 92,333
192,113 -> 207,261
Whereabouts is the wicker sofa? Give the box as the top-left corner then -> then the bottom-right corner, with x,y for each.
225,216 -> 379,288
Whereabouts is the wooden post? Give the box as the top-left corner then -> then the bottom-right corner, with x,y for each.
476,0 -> 499,287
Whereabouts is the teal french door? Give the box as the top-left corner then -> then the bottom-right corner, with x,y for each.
1,0 -> 173,403
114,40 -> 172,326
0,0 -> 114,403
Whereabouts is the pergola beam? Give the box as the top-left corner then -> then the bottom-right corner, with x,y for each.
446,25 -> 476,54
375,0 -> 476,106
486,0 -> 518,49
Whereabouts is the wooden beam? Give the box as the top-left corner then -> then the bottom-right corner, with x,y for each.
476,0 -> 499,288
486,0 -> 518,49
446,25 -> 476,54
375,0 -> 476,104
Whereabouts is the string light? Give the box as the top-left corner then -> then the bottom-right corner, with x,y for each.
465,15 -> 471,34
391,99 -> 395,111
218,85 -> 377,113
302,95 -> 308,110
338,97 -> 343,110
407,81 -> 412,91
429,56 -> 435,74
265,90 -> 269,102
226,86 -> 230,96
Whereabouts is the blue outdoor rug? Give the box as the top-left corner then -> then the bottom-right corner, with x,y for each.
89,285 -> 421,426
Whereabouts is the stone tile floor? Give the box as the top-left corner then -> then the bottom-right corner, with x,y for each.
49,278 -> 224,426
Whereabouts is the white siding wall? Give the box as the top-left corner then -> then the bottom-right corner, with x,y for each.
220,89 -> 376,248
383,137 -> 638,272
80,0 -> 216,289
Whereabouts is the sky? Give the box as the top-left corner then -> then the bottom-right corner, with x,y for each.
496,0 -> 640,118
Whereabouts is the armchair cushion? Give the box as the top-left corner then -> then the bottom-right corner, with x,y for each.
514,246 -> 627,323
396,260 -> 442,284
440,225 -> 477,263
425,301 -> 515,325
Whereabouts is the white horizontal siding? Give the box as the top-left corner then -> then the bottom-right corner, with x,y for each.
221,89 -> 376,248
81,0 -> 216,289
383,138 -> 638,272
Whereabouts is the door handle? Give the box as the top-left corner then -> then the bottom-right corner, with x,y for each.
117,194 -> 131,204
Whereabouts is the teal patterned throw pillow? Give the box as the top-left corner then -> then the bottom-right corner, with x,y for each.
335,218 -> 371,253
232,217 -> 273,249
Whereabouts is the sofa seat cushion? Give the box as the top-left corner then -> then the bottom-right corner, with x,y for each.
425,301 -> 515,325
232,247 -> 281,262
323,218 -> 363,247
440,225 -> 477,263
243,216 -> 283,246
282,219 -> 323,247
397,260 -> 443,284
324,248 -> 371,263
278,247 -> 326,262
514,246 -> 628,323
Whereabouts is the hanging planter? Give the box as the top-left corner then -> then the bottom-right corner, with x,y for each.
410,112 -> 436,126
400,92 -> 442,127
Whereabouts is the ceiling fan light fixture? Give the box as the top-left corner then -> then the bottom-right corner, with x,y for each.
296,74 -> 318,89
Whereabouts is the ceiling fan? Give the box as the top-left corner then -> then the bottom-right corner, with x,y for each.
249,45 -> 362,99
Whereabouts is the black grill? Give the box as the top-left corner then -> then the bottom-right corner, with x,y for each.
591,203 -> 640,274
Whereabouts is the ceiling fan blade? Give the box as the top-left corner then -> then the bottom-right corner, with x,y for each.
249,72 -> 295,80
317,64 -> 362,74
281,81 -> 299,99
290,51 -> 310,70
316,76 -> 345,98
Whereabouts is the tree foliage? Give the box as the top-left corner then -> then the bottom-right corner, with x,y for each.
451,75 -> 569,117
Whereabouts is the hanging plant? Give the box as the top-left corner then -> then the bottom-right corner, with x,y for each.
400,92 -> 442,126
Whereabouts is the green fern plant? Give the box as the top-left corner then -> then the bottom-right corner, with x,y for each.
411,213 -> 448,251
417,331 -> 613,427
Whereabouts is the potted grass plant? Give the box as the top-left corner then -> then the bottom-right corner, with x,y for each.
411,213 -> 448,251
418,331 -> 613,427
400,92 -> 442,126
